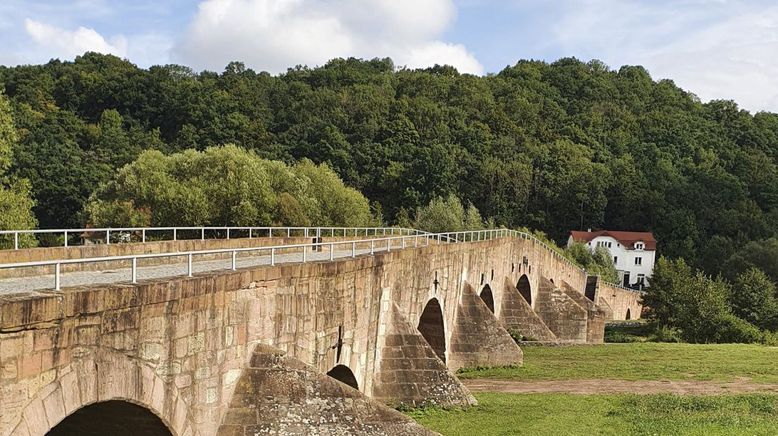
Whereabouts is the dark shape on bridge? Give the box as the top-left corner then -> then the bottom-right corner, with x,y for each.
46,401 -> 171,436
417,298 -> 446,363
480,284 -> 495,313
626,308 -> 631,320
326,364 -> 359,390
517,275 -> 532,306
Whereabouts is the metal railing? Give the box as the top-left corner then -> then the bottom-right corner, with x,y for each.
0,228 -> 589,291
0,226 -> 423,250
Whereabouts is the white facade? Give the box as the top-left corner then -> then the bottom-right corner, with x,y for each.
567,234 -> 656,288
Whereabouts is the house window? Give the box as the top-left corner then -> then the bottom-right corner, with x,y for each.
613,256 -> 618,265
637,274 -> 645,285
635,242 -> 644,250
635,257 -> 642,266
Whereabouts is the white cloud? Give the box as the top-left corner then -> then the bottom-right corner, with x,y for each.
174,0 -> 483,74
24,18 -> 127,59
549,0 -> 778,112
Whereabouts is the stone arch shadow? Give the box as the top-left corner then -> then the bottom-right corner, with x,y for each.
47,400 -> 171,436
517,274 -> 532,306
480,284 -> 495,313
417,297 -> 447,363
10,349 -> 193,436
626,308 -> 632,320
326,364 -> 359,390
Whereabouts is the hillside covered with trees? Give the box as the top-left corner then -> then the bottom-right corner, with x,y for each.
2,53 -> 778,279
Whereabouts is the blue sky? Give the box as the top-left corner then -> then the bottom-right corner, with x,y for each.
2,0 -> 777,112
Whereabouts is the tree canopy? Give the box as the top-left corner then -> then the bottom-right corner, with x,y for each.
87,145 -> 374,227
1,53 -> 778,275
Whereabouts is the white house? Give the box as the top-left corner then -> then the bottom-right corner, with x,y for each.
567,230 -> 656,289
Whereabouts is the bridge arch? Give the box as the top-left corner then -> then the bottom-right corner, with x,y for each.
417,298 -> 447,363
517,274 -> 532,306
47,400 -> 172,436
626,308 -> 632,320
326,364 -> 359,390
480,284 -> 495,313
10,349 -> 193,436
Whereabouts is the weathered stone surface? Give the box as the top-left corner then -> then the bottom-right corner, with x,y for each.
217,344 -> 433,435
373,303 -> 475,408
534,278 -> 589,343
560,281 -> 606,344
593,277 -> 644,320
498,277 -> 557,342
447,283 -> 523,371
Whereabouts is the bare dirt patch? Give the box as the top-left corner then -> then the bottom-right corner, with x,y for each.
463,378 -> 778,395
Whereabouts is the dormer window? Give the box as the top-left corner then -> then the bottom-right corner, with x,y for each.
635,242 -> 644,250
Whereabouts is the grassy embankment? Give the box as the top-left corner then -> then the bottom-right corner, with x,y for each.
458,342 -> 778,383
410,342 -> 778,435
410,392 -> 778,436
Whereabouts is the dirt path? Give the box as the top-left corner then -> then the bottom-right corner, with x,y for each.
463,378 -> 778,395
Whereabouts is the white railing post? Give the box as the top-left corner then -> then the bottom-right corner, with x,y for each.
131,258 -> 137,283
227,228 -> 231,240
106,229 -> 110,245
64,230 -> 68,248
54,262 -> 61,290
287,228 -> 291,238
201,228 -> 205,240
269,228 -> 273,238
232,250 -> 237,270
249,228 -> 253,239
351,242 -> 356,258
142,229 -> 146,243
188,253 -> 193,277
302,245 -> 307,263
383,228 -> 387,236
173,228 -> 177,241
330,243 -> 335,261
402,237 -> 406,249
387,239 -> 391,252
414,235 -> 418,247
305,228 -> 309,238
14,232 -> 18,250
370,240 -> 375,255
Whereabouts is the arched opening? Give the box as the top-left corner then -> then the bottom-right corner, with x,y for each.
480,285 -> 495,313
326,364 -> 359,390
47,401 -> 171,436
417,298 -> 446,363
626,308 -> 632,320
517,275 -> 532,306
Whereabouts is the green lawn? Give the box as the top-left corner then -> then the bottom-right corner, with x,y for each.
458,343 -> 778,383
410,392 -> 778,436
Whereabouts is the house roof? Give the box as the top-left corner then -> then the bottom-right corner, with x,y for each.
569,230 -> 656,251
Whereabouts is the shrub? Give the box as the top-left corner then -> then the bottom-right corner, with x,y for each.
714,314 -> 764,344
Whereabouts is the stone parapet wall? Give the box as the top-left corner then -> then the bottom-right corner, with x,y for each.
0,235 -> 388,279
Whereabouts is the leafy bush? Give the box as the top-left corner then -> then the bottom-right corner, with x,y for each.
714,314 -> 764,344
730,268 -> 778,331
649,326 -> 682,343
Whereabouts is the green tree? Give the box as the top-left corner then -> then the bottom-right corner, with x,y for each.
730,268 -> 778,331
0,92 -> 37,248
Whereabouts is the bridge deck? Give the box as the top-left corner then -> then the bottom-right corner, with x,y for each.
0,246 -> 378,294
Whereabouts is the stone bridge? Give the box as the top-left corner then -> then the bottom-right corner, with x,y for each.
0,229 -> 643,435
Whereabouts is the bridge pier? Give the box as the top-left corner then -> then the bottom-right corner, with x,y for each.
447,283 -> 523,372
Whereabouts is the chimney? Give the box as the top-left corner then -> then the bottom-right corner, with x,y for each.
587,228 -> 591,232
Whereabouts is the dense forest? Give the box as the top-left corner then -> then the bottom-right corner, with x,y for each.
2,53 -> 778,280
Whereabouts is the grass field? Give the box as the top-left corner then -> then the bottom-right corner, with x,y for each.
410,392 -> 778,436
457,343 -> 778,383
